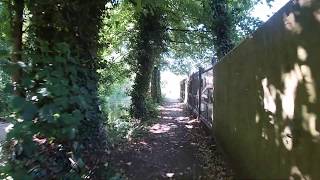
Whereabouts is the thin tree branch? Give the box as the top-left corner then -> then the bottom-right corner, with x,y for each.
166,28 -> 212,33
167,39 -> 209,45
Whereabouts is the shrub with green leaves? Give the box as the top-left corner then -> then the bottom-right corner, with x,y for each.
2,43 -> 95,178
99,79 -> 133,145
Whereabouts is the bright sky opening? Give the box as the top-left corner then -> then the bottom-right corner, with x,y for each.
251,0 -> 290,21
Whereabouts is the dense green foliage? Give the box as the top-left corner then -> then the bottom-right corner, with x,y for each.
0,69 -> 10,117
1,0 -> 110,178
207,0 -> 262,58
0,0 -> 276,178
0,1 -> 11,117
166,0 -> 262,74
98,2 -> 141,145
98,2 -> 133,101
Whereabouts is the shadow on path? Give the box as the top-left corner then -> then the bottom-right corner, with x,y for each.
110,99 -> 233,179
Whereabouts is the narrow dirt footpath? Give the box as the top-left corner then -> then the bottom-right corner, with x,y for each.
110,99 -> 234,180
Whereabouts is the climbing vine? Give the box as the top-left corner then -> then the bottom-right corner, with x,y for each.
129,3 -> 167,120
1,0 -> 110,178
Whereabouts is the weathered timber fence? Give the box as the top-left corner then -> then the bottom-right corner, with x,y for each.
182,1 -> 320,179
181,66 -> 214,128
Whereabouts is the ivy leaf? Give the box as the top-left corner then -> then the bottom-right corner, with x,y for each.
39,104 -> 56,122
54,97 -> 70,109
71,96 -> 88,109
0,49 -> 9,59
22,102 -> 38,121
55,42 -> 70,57
61,127 -> 77,140
54,56 -> 66,63
3,83 -> 14,94
68,128 -> 76,140
10,96 -> 26,111
7,121 -> 33,139
21,78 -> 35,89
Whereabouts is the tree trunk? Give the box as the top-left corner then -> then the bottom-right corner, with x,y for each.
151,66 -> 161,103
130,9 -> 164,120
10,0 -> 24,96
131,55 -> 154,118
209,0 -> 234,59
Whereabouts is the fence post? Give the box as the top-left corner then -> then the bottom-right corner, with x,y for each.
198,67 -> 202,119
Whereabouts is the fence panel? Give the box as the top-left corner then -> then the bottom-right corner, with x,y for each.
181,67 -> 213,129
199,67 -> 213,128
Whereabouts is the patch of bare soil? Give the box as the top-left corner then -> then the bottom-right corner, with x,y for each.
109,99 -> 234,180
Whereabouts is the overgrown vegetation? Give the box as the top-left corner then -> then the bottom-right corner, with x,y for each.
0,0 -> 276,178
1,1 -> 109,178
100,80 -> 133,145
0,1 -> 10,118
129,6 -> 166,120
0,69 -> 10,117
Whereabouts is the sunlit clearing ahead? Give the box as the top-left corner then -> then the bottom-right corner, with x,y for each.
161,71 -> 186,100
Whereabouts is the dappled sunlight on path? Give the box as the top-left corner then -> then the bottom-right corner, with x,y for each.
110,99 -> 233,179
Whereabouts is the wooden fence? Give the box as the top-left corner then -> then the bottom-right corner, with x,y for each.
181,66 -> 214,129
